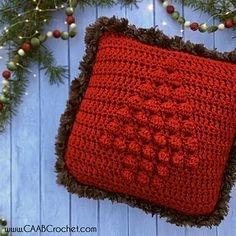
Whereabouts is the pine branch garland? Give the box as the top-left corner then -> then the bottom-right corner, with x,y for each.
179,0 -> 236,22
0,0 -> 137,133
39,47 -> 68,85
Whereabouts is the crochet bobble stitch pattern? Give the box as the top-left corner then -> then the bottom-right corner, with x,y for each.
65,32 -> 236,216
55,17 -> 236,227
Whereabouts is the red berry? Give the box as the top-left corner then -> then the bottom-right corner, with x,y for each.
2,70 -> 11,79
166,5 -> 175,14
66,16 -> 75,25
225,19 -> 234,28
53,30 -> 61,38
0,103 -> 4,111
190,22 -> 199,31
22,42 -> 31,53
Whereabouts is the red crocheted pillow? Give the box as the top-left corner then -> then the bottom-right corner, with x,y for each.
55,17 -> 236,227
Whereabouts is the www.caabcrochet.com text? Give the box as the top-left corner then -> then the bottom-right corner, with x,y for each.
4,225 -> 97,233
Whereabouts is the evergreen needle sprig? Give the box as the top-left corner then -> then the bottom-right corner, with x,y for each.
0,0 -> 137,134
177,0 -> 236,23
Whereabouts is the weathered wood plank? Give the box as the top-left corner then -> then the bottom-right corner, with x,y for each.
40,12 -> 70,235
126,0 -> 154,28
11,65 -> 40,235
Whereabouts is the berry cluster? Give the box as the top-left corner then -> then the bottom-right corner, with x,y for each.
0,7 -> 77,112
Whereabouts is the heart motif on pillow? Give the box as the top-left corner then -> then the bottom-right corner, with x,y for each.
55,16 -> 236,227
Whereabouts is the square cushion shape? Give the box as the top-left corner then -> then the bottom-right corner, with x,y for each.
55,17 -> 236,227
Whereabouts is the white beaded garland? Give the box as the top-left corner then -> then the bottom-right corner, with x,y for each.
18,49 -> 25,56
47,31 -> 53,37
218,23 -> 225,30
162,1 -> 169,8
70,23 -> 77,30
161,1 -> 234,33
2,79 -> 9,86
200,23 -> 207,31
184,21 -> 191,27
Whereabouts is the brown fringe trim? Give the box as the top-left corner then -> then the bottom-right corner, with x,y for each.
55,16 -> 236,227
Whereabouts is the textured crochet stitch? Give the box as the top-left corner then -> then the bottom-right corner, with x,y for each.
55,17 -> 236,227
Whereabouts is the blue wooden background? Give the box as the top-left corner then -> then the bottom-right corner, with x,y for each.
0,1 -> 236,235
